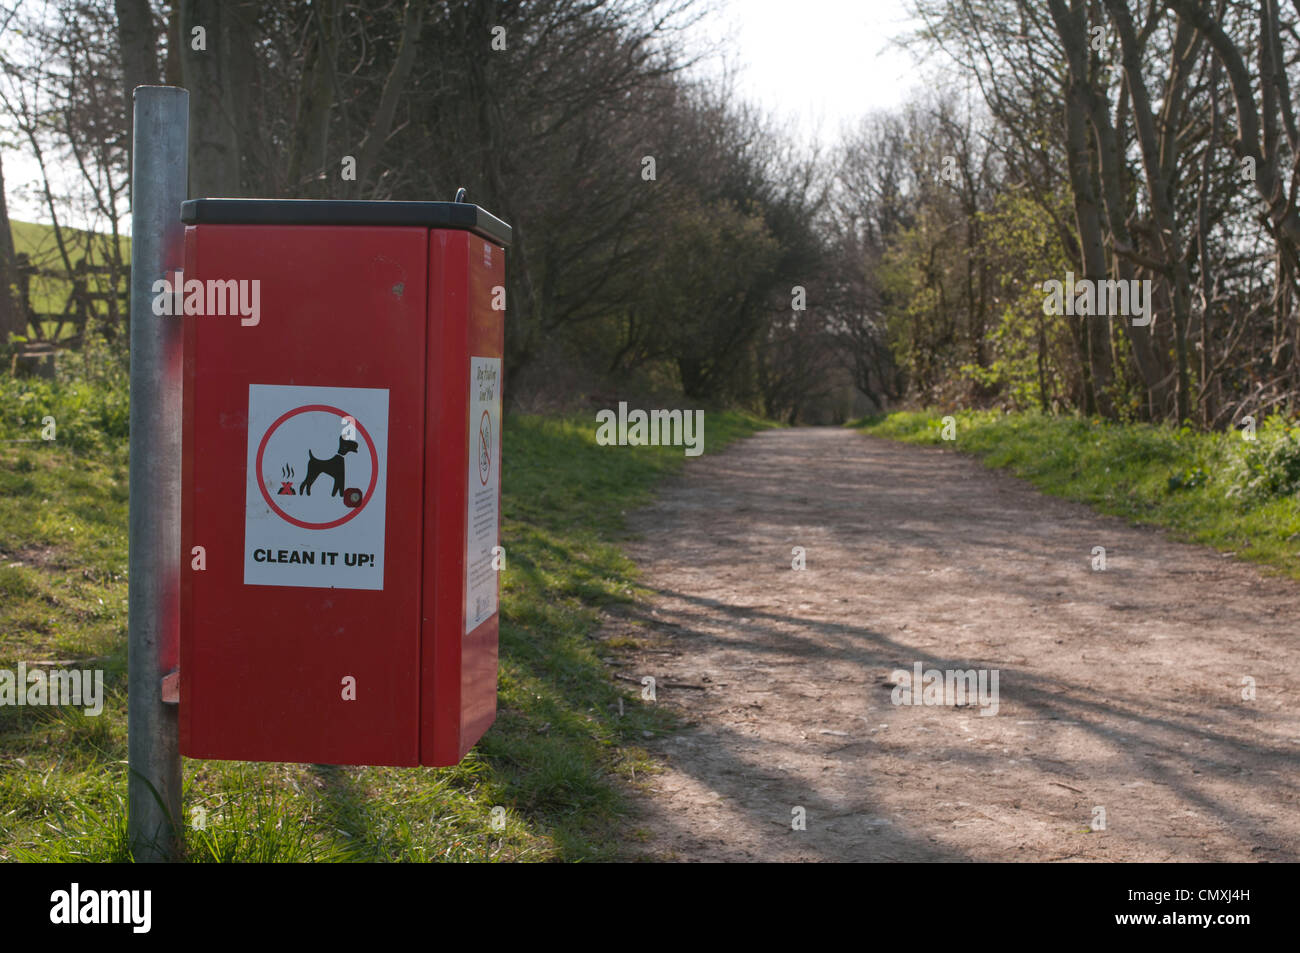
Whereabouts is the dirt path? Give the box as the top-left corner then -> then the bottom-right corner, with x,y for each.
606,427 -> 1300,862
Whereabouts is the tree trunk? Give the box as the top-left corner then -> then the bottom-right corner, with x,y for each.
286,0 -> 340,197
0,152 -> 23,352
1090,0 -> 1178,418
1048,0 -> 1115,417
115,0 -> 160,206
1110,2 -> 1198,421
164,2 -> 182,86
179,0 -> 251,197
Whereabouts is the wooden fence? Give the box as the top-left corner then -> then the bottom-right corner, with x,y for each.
16,252 -> 130,347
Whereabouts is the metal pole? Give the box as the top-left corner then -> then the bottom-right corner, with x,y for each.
127,85 -> 188,862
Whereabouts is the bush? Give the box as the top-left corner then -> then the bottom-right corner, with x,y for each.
1224,416 -> 1300,503
0,334 -> 128,454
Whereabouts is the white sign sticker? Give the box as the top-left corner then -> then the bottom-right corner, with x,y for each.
466,357 -> 502,633
244,384 -> 389,590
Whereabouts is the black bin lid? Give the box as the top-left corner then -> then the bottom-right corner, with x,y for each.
181,198 -> 512,248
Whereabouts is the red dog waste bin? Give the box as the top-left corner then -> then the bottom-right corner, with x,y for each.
176,198 -> 510,766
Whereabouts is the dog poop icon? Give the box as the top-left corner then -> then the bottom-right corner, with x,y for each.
276,462 -> 296,495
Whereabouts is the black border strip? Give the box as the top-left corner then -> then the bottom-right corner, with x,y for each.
180,198 -> 512,247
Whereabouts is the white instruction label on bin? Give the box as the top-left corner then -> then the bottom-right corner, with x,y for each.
244,384 -> 389,590
466,357 -> 502,633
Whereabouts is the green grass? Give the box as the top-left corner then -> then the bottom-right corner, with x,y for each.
0,364 -> 770,862
853,409 -> 1300,579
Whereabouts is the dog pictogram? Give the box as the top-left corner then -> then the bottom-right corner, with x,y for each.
299,436 -> 359,497
253,399 -> 382,532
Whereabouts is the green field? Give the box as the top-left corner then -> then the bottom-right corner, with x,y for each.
0,360 -> 769,861
855,409 -> 1300,581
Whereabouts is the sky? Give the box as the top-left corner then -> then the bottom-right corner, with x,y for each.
3,0 -> 930,229
688,0 -> 927,145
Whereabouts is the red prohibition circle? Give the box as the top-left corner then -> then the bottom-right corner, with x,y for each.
256,404 -> 378,530
478,409 -> 491,486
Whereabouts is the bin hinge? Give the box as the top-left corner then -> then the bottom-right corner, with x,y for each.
161,669 -> 179,705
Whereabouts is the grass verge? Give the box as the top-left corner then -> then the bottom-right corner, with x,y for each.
0,371 -> 770,862
853,409 -> 1300,581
